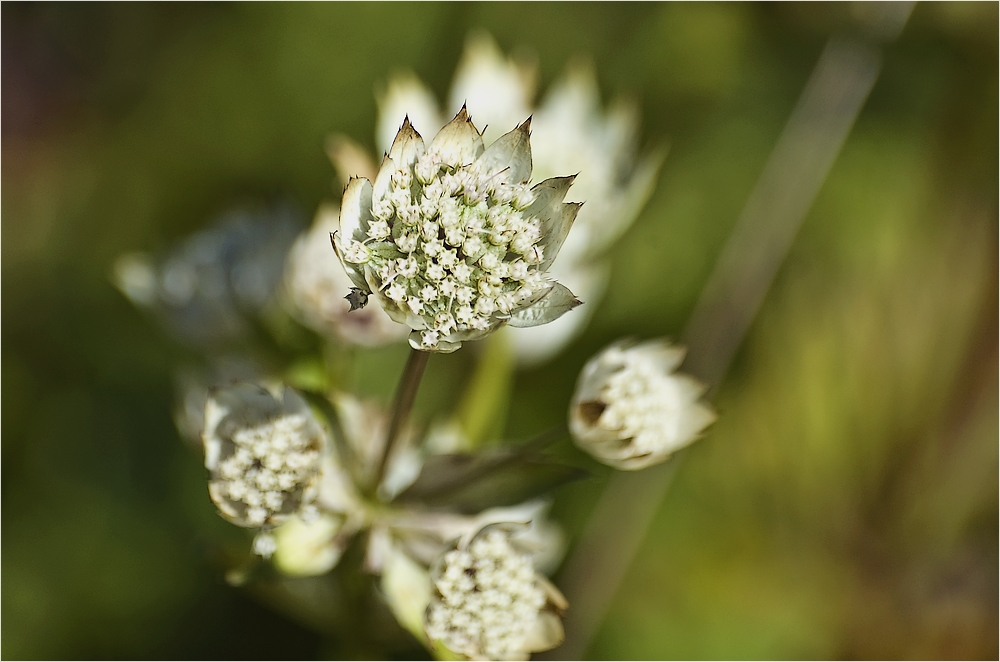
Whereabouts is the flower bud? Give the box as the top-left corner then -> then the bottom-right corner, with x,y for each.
204,383 -> 326,528
425,524 -> 566,661
271,513 -> 347,576
569,339 -> 716,470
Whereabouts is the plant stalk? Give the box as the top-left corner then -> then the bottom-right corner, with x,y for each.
372,347 -> 429,496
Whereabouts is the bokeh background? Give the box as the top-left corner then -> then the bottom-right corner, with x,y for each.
3,2 -> 996,659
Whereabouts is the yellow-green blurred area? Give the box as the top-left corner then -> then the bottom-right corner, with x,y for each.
2,2 -> 996,659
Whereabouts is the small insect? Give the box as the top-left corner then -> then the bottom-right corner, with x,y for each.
345,287 -> 369,312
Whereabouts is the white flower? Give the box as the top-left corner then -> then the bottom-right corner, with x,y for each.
332,108 -> 582,353
569,339 -> 716,470
364,32 -> 662,365
204,383 -> 326,528
284,204 -> 408,347
424,524 -> 567,661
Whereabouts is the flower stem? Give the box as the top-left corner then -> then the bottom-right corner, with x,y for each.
373,347 -> 429,496
455,331 -> 514,449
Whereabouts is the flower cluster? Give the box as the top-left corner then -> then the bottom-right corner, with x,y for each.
426,526 -> 566,660
110,30 -> 722,662
204,384 -> 325,528
570,339 -> 716,470
200,381 -> 570,660
333,108 -> 581,352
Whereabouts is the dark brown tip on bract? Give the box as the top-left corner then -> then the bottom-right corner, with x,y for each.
519,116 -> 532,134
455,103 -> 470,122
396,116 -> 422,142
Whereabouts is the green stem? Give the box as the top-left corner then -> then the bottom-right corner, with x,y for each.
372,348 -> 429,496
411,424 -> 568,501
455,331 -> 515,449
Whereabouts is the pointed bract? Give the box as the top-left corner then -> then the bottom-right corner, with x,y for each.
331,231 -> 370,292
368,34 -> 664,364
387,117 -> 426,169
526,175 -> 576,217
538,202 -> 582,271
476,118 -> 532,185
339,177 -> 374,243
507,282 -> 581,328
428,106 -> 484,166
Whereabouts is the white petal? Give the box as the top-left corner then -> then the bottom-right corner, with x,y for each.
376,71 -> 442,155
575,145 -> 665,263
381,543 -> 433,644
447,30 -> 536,146
284,206 -> 408,347
630,339 -> 687,375
325,134 -> 378,185
202,395 -> 229,470
536,575 -> 569,612
278,385 -> 310,416
407,330 -> 462,354
526,175 -> 576,215
272,514 -> 346,577
535,57 -> 601,140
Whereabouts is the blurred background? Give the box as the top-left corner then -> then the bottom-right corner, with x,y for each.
2,2 -> 996,659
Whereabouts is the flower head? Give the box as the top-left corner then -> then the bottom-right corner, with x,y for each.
333,108 -> 581,352
425,524 -> 567,660
569,339 -> 716,470
364,33 -> 663,365
204,383 -> 326,528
